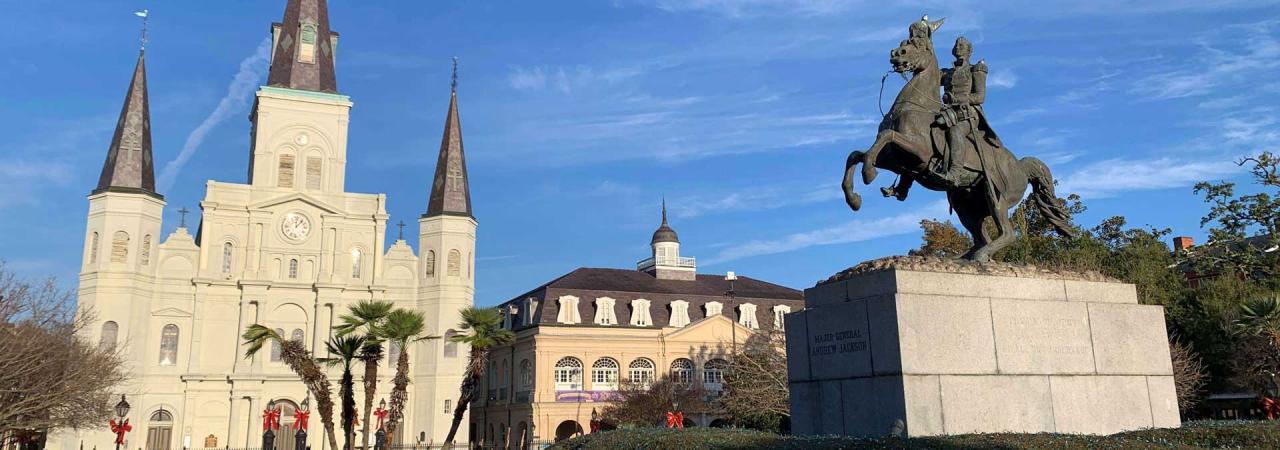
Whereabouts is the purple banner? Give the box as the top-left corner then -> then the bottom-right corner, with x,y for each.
555,390 -> 621,403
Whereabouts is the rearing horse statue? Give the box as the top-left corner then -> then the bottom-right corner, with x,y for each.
842,16 -> 1075,262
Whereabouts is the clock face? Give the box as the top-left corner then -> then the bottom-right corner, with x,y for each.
281,213 -> 311,241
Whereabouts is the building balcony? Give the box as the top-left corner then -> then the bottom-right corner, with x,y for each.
636,255 -> 697,271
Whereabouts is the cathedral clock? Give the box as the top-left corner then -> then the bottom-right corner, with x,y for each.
281,212 -> 311,241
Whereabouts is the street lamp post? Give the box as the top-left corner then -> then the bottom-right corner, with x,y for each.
112,395 -> 131,450
725,271 -> 737,356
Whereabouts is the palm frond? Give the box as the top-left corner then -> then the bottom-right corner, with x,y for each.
334,300 -> 395,336
241,324 -> 283,359
324,334 -> 367,369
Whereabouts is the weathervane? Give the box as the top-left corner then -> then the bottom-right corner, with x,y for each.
451,56 -> 459,92
178,207 -> 189,228
134,10 -> 149,52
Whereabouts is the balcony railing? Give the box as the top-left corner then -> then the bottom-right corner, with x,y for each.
636,255 -> 697,270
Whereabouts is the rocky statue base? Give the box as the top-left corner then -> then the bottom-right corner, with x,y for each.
786,257 -> 1180,437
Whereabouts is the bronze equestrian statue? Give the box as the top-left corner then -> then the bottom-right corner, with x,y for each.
842,16 -> 1075,262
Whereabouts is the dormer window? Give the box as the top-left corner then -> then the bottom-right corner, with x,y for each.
297,23 -> 317,64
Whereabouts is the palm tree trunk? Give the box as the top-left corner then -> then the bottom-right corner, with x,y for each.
280,342 -> 340,450
341,370 -> 356,450
443,349 -> 488,446
360,358 -> 378,450
385,349 -> 411,445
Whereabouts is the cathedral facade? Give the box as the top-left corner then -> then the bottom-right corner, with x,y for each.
58,1 -> 474,449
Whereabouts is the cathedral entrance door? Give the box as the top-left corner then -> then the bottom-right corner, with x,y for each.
145,410 -> 173,450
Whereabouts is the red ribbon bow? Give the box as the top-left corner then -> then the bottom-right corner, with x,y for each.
293,409 -> 310,431
109,419 -> 132,444
665,411 -> 684,429
263,407 -> 282,431
1265,397 -> 1280,420
373,407 -> 390,430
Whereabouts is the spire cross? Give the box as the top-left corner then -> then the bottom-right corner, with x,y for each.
134,10 -> 149,52
451,56 -> 459,92
178,207 -> 189,228
397,221 -> 406,240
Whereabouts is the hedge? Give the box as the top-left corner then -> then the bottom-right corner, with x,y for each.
548,420 -> 1280,449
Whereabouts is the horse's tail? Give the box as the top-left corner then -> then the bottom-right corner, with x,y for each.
1020,157 -> 1076,238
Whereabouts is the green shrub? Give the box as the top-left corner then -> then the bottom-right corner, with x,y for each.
548,420 -> 1280,450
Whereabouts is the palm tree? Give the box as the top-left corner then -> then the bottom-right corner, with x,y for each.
242,325 -> 340,450
379,309 -> 435,444
1234,296 -> 1280,393
322,335 -> 366,450
442,307 -> 516,446
335,300 -> 394,450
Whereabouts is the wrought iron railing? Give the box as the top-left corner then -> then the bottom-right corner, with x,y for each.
636,256 -> 696,270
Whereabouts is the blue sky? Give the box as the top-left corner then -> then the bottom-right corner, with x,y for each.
1,1 -> 1277,305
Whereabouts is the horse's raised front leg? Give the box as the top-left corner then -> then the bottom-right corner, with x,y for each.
843,150 -> 865,211
861,129 -> 931,185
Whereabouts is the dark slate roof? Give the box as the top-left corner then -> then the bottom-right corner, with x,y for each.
497,268 -> 804,330
651,202 -> 678,245
95,52 -> 160,199
424,85 -> 473,219
267,0 -> 339,93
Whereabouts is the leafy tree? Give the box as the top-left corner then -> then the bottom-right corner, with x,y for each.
1232,296 -> 1280,394
322,335 -> 367,450
0,266 -> 126,442
1192,152 -> 1280,282
442,307 -> 516,446
379,309 -> 433,444
908,219 -> 972,258
722,327 -> 789,433
335,300 -> 394,450
600,377 -> 708,428
243,325 -> 339,450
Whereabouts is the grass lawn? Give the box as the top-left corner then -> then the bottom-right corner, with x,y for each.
548,420 -> 1280,449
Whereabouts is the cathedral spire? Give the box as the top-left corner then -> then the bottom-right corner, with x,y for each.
267,0 -> 339,93
425,59 -> 473,219
95,50 -> 159,199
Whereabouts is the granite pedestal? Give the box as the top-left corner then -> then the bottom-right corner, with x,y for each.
785,266 -> 1180,437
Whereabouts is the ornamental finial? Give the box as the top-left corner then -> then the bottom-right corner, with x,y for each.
134,10 -> 149,52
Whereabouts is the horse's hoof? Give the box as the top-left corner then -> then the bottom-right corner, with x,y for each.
862,166 -> 878,184
845,192 -> 862,211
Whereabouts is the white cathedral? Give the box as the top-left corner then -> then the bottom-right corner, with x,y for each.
58,1 -> 475,449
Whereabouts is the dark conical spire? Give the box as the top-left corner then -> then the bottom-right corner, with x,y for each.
425,60 -> 473,219
651,199 -> 679,245
267,0 -> 338,93
95,51 -> 159,199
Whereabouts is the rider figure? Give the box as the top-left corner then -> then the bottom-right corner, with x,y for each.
937,36 -> 986,186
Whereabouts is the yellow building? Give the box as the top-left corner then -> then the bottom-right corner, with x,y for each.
470,207 -> 803,448
55,1 -> 476,449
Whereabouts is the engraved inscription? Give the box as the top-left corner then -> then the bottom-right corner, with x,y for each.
1004,315 -> 1089,356
810,328 -> 868,356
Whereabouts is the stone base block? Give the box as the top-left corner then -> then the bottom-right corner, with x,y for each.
786,267 -> 1178,437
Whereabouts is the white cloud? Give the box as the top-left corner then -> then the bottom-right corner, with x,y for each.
987,70 -> 1017,89
1058,156 -> 1244,199
703,200 -> 949,264
1131,20 -> 1280,100
669,184 -> 840,218
0,160 -> 76,209
507,64 -> 650,93
156,38 -> 272,192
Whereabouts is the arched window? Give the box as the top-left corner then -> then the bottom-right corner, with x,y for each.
442,399 -> 452,414
271,328 -> 286,362
150,410 -> 173,422
278,154 -> 295,188
99,321 -> 119,351
351,248 -> 362,279
425,250 -> 436,277
447,249 -> 461,277
158,324 -> 179,366
89,232 -> 100,264
670,358 -> 693,385
738,303 -> 759,329
593,297 -> 617,325
553,357 -> 583,390
500,360 -> 510,393
628,358 -> 655,387
305,156 -> 322,190
387,340 -> 401,367
147,409 -> 174,450
222,242 -> 233,273
591,358 -> 619,391
288,259 -> 299,279
519,359 -> 532,390
443,330 -> 459,358
290,328 -> 305,344
704,359 -> 728,392
140,234 -> 152,266
773,305 -> 792,330
111,231 -> 130,263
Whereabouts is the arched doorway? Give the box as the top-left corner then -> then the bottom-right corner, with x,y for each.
553,421 -> 582,442
682,418 -> 696,428
145,409 -> 173,450
709,419 -> 730,428
514,422 -> 529,450
273,400 -> 300,450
